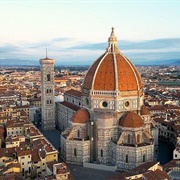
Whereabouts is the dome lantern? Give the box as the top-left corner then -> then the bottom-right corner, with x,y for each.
107,27 -> 120,53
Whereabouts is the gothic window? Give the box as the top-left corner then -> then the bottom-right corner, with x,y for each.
49,100 -> 52,104
74,148 -> 77,156
143,154 -> 146,162
137,134 -> 140,143
128,134 -> 130,143
86,98 -> 89,105
47,89 -> 52,94
77,129 -> 80,137
126,154 -> 128,163
47,74 -> 50,81
47,100 -> 49,104
101,149 -> 103,157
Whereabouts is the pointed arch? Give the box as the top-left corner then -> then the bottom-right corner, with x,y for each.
47,74 -> 50,81
101,149 -> 103,157
74,148 -> 77,156
143,154 -> 146,162
77,129 -> 80,138
137,134 -> 140,143
126,154 -> 128,163
127,134 -> 130,143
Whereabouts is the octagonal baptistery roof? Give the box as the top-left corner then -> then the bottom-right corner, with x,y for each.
82,27 -> 142,92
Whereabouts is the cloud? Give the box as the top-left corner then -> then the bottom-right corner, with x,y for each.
68,42 -> 106,50
120,38 -> 180,50
52,37 -> 74,42
67,38 -> 180,51
0,37 -> 179,64
0,44 -> 20,53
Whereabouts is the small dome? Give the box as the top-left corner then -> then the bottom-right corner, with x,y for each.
140,105 -> 150,115
71,108 -> 90,124
119,112 -> 144,128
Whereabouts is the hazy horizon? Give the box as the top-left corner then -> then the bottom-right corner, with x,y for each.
0,1 -> 180,64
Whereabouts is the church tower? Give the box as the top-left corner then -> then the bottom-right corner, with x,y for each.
39,53 -> 55,130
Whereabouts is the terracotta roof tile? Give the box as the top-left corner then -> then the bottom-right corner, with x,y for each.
82,47 -> 142,92
83,53 -> 105,90
7,162 -> 21,169
31,148 -> 41,162
16,147 -> 31,157
0,147 -> 16,158
140,105 -> 150,115
65,89 -> 81,97
60,101 -> 79,111
71,108 -> 90,124
119,112 -> 144,128
116,54 -> 142,91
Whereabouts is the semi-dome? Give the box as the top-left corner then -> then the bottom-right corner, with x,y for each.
71,108 -> 90,124
140,105 -> 150,115
119,111 -> 144,128
82,27 -> 142,92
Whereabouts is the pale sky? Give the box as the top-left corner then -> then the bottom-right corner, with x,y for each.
0,0 -> 180,65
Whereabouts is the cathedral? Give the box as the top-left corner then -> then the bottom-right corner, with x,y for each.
56,28 -> 158,171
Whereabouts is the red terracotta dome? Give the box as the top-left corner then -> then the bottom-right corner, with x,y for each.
82,27 -> 142,92
71,108 -> 90,124
140,105 -> 150,115
119,112 -> 144,128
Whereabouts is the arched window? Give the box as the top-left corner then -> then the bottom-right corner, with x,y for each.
126,154 -> 128,163
128,134 -> 130,143
77,129 -> 80,137
101,149 -> 103,157
74,148 -> 76,156
143,154 -> 146,162
47,89 -> 49,93
47,100 -> 49,104
47,74 -> 50,81
137,134 -> 140,143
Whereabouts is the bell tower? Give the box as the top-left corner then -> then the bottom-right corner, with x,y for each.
39,52 -> 55,130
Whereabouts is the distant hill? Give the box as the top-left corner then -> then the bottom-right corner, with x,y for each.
0,59 -> 39,66
0,58 -> 179,66
171,60 -> 180,65
135,59 -> 180,66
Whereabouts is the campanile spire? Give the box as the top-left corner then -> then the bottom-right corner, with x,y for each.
46,47 -> 48,58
